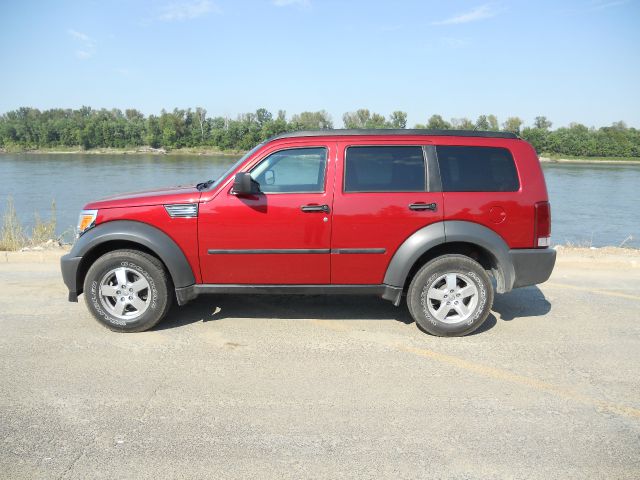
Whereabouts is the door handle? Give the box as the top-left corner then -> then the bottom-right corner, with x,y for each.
409,202 -> 437,211
301,204 -> 330,213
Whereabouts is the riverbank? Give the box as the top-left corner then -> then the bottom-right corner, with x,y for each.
2,147 -> 639,164
539,154 -> 640,165
0,145 -> 244,156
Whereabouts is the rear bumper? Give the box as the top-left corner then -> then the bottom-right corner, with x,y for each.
60,253 -> 82,302
509,248 -> 556,289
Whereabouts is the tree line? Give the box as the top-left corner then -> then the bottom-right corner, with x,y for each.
1,106 -> 638,158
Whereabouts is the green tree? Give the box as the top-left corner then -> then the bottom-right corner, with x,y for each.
475,115 -> 490,130
534,116 -> 553,130
342,109 -> 388,129
487,114 -> 499,131
290,110 -> 333,130
503,117 -> 523,134
452,118 -> 475,130
388,111 -> 408,128
425,114 -> 451,130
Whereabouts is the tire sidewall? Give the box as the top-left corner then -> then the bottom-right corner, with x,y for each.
409,256 -> 493,337
84,252 -> 168,332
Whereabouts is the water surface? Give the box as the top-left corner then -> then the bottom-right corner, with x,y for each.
0,154 -> 638,247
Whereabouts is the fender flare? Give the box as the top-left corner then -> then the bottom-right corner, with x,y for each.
70,220 -> 196,288
383,220 -> 515,294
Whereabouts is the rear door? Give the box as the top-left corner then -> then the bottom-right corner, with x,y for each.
331,142 -> 444,284
199,143 -> 336,284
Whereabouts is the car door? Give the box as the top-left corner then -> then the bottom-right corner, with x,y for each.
331,142 -> 444,284
198,143 -> 336,284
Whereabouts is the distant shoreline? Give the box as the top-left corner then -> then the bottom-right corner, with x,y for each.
2,147 -> 640,165
539,156 -> 640,165
0,146 -> 244,156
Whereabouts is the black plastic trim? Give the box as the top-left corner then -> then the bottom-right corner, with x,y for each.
175,283 -> 402,306
64,220 -> 196,295
331,248 -> 386,254
207,248 -> 386,255
270,129 -> 519,140
510,248 -> 556,288
60,255 -> 82,302
383,220 -> 517,294
208,249 -> 330,255
424,145 -> 442,192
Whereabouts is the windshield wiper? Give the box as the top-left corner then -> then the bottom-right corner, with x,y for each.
196,179 -> 215,191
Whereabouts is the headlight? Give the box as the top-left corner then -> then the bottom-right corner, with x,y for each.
76,210 -> 98,238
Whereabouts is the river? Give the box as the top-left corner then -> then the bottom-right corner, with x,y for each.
1,154 -> 638,248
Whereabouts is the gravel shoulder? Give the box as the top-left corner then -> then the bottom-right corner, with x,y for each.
1,247 -> 639,479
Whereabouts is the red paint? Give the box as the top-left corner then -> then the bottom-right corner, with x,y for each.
81,133 -> 550,286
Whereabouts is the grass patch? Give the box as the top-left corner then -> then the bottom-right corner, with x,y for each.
0,197 -> 58,251
0,197 -> 27,250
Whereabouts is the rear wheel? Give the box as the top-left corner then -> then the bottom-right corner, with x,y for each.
407,254 -> 493,337
83,249 -> 173,332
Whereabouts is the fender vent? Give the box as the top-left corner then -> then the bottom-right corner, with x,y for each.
164,203 -> 198,218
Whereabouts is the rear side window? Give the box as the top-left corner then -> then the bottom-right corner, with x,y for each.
344,146 -> 426,192
436,146 -> 519,192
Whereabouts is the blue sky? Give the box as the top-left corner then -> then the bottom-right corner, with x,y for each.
1,0 -> 639,128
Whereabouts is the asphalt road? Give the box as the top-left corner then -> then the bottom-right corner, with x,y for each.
1,248 -> 639,479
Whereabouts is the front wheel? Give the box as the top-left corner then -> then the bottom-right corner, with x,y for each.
407,254 -> 494,337
83,249 -> 173,332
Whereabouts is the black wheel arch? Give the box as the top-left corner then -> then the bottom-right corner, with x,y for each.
70,220 -> 196,297
383,220 -> 515,294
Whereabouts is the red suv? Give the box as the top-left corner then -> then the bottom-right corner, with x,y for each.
61,130 -> 555,336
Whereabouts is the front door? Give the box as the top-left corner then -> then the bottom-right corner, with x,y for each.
199,144 -> 335,284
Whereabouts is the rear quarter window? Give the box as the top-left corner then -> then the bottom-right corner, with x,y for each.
436,146 -> 519,192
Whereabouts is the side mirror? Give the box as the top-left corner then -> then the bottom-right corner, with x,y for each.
233,172 -> 261,196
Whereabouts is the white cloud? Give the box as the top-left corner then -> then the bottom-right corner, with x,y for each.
75,50 -> 93,59
432,4 -> 497,25
589,0 -> 628,10
272,0 -> 310,7
157,0 -> 218,21
439,37 -> 471,48
68,29 -> 95,60
67,29 -> 90,42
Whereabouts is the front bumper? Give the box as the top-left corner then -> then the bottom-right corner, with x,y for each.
509,248 -> 557,289
61,253 -> 82,302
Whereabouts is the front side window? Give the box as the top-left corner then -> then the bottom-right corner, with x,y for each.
436,146 -> 519,192
344,146 -> 426,192
250,147 -> 327,193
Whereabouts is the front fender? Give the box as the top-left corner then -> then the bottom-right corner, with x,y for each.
68,220 -> 196,289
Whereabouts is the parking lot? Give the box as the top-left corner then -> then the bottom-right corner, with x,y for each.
1,247 -> 639,479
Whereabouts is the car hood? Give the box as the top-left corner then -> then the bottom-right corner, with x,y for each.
84,185 -> 202,209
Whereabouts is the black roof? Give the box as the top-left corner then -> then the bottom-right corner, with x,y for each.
271,129 -> 519,140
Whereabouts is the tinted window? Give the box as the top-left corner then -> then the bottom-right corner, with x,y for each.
344,146 -> 426,192
436,146 -> 519,192
251,147 -> 327,193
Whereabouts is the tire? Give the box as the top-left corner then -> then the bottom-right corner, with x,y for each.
407,254 -> 494,337
83,249 -> 173,332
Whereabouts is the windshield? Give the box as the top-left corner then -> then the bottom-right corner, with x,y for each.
208,142 -> 266,190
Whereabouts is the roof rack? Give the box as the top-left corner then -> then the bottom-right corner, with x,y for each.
271,129 -> 519,140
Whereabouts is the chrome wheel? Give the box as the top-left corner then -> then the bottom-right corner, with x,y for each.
424,272 -> 479,324
98,267 -> 150,321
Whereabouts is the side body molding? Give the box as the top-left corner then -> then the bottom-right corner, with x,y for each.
383,221 -> 515,294
70,220 -> 196,288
